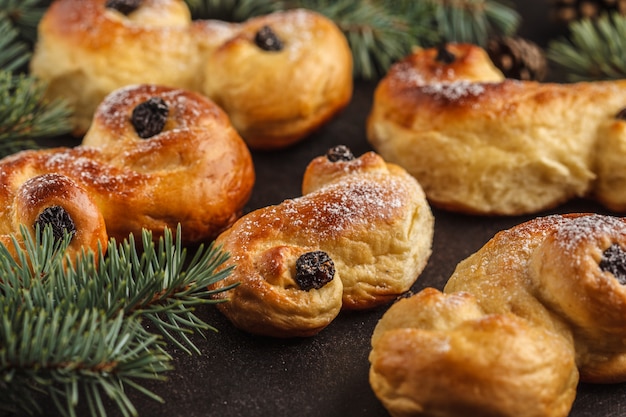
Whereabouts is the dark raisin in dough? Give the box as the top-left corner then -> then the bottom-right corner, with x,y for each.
616,107 -> 626,120
435,43 -> 456,64
326,145 -> 355,162
105,0 -> 142,15
295,251 -> 335,291
254,25 -> 284,51
600,243 -> 626,285
131,97 -> 169,138
35,206 -> 77,243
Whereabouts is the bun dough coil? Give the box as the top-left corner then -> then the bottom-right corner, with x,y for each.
0,173 -> 108,261
0,84 -> 254,245
210,146 -> 434,337
30,0 -> 353,150
367,43 -> 626,215
370,213 -> 626,417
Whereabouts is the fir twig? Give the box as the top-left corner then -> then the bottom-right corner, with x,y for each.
0,71 -> 72,156
547,12 -> 626,81
0,225 -> 234,417
432,0 -> 520,47
0,0 -> 48,43
0,16 -> 30,71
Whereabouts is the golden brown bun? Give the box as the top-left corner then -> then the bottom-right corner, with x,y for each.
210,147 -> 434,337
370,289 -> 578,417
0,173 -> 108,261
0,84 -> 254,244
370,213 -> 626,417
367,43 -> 626,215
30,0 -> 353,149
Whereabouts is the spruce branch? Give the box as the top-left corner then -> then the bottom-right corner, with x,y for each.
1,225 -> 235,417
432,0 -> 520,46
547,12 -> 626,81
0,71 -> 72,156
0,0 -> 47,43
0,16 -> 31,72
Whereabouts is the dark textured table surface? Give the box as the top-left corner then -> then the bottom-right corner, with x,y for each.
21,1 -> 626,416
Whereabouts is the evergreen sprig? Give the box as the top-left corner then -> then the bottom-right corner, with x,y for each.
0,225 -> 235,417
547,12 -> 626,81
0,71 -> 72,156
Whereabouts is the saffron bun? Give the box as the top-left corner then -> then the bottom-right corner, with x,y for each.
367,43 -> 626,215
210,146 -> 434,337
30,0 -> 353,150
0,173 -> 108,261
0,84 -> 254,245
370,213 -> 626,417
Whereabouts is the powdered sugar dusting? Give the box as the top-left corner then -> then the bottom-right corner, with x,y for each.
421,81 -> 485,101
229,174 -> 411,259
553,214 -> 626,253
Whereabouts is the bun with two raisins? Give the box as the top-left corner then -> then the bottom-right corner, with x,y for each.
210,146 -> 434,337
370,213 -> 626,417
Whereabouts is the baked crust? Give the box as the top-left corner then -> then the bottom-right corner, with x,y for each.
370,213 -> 626,417
30,0 -> 353,149
367,43 -> 626,215
0,84 -> 255,244
210,148 -> 434,337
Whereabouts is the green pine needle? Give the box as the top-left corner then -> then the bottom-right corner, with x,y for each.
0,0 -> 47,43
0,16 -> 30,71
432,0 -> 520,46
547,12 -> 626,81
0,225 -> 235,417
0,71 -> 72,156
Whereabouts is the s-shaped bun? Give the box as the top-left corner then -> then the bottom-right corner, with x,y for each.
370,213 -> 626,417
367,43 -> 626,215
0,84 -> 254,245
210,146 -> 434,337
30,0 -> 353,150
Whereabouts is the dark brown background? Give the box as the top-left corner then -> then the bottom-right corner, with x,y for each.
19,0 -> 626,416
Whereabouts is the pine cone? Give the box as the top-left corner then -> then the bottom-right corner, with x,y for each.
550,0 -> 626,25
486,37 -> 548,81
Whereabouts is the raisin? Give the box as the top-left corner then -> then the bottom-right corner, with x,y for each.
599,243 -> 626,285
295,251 -> 335,291
616,108 -> 626,120
436,43 -> 456,64
131,97 -> 169,138
326,145 -> 355,162
105,0 -> 142,15
254,25 -> 284,52
35,206 -> 76,243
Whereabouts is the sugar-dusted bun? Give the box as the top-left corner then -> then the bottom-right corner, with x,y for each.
370,289 -> 577,417
370,213 -> 626,417
0,173 -> 108,260
202,9 -> 353,149
210,146 -> 434,337
367,43 -> 626,215
30,0 -> 198,134
0,84 -> 254,244
30,0 -> 353,149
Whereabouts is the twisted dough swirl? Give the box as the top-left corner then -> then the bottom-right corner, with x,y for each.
0,84 -> 254,258
210,147 -> 434,337
370,213 -> 626,417
30,0 -> 353,150
367,43 -> 626,215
